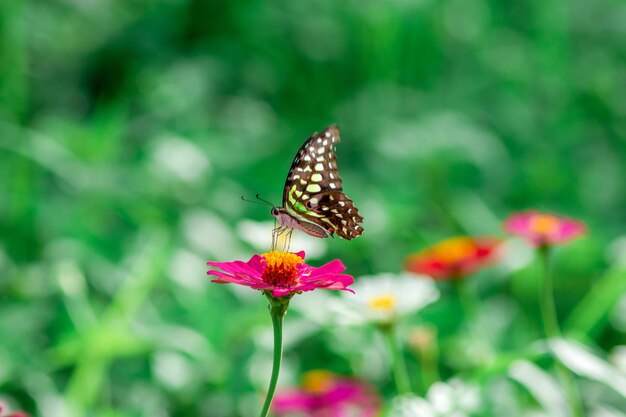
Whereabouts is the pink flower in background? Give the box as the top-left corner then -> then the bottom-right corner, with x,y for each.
0,406 -> 28,417
207,251 -> 354,297
404,236 -> 502,280
272,370 -> 380,417
504,210 -> 586,247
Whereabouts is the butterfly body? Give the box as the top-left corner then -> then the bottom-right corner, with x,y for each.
272,125 -> 364,242
272,207 -> 331,238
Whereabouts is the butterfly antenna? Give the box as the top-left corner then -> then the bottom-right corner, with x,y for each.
255,194 -> 275,207
241,195 -> 274,207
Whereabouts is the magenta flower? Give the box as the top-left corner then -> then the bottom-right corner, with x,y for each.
207,251 -> 354,297
272,370 -> 380,417
504,210 -> 586,247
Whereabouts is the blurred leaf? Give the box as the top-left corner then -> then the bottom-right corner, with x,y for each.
509,360 -> 568,417
564,267 -> 626,339
551,339 -> 626,399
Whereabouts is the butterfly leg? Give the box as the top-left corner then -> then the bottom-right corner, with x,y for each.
271,226 -> 278,251
272,226 -> 288,252
284,229 -> 293,252
270,226 -> 281,251
271,219 -> 278,251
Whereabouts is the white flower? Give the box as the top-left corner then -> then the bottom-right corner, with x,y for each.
334,272 -> 439,325
389,379 -> 481,417
610,345 -> 626,374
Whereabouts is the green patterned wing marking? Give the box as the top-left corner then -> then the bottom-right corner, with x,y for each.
291,198 -> 307,214
282,125 -> 364,240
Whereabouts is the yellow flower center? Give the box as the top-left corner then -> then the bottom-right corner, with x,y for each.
432,237 -> 475,263
261,251 -> 304,287
301,370 -> 334,394
368,294 -> 397,312
529,214 -> 560,235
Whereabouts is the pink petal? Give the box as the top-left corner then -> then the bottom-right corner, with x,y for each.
208,271 -> 265,288
272,377 -> 380,417
327,279 -> 356,293
558,218 -> 586,240
207,268 -> 260,286
504,211 -> 534,235
247,254 -> 266,274
207,254 -> 264,278
504,210 -> 586,246
207,254 -> 269,291
306,259 -> 347,277
289,259 -> 354,293
295,274 -> 355,293
272,390 -> 315,412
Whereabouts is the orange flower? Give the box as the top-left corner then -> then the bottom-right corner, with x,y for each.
404,236 -> 501,280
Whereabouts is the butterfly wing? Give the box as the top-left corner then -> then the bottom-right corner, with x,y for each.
282,125 -> 364,240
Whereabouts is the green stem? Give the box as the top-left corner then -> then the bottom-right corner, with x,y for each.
259,293 -> 290,417
381,323 -> 412,395
539,246 -> 560,339
538,246 -> 584,417
416,339 -> 440,393
452,279 -> 496,364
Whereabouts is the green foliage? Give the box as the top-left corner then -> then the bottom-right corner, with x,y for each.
1,0 -> 625,416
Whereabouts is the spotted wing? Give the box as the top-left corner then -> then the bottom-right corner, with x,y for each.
282,125 -> 364,240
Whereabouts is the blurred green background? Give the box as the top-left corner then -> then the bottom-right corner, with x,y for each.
1,0 -> 626,416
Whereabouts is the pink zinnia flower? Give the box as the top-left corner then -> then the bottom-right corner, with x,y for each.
504,210 -> 586,247
207,251 -> 354,297
272,370 -> 380,417
404,236 -> 501,280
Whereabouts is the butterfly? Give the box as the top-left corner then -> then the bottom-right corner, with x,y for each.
271,125 -> 364,246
